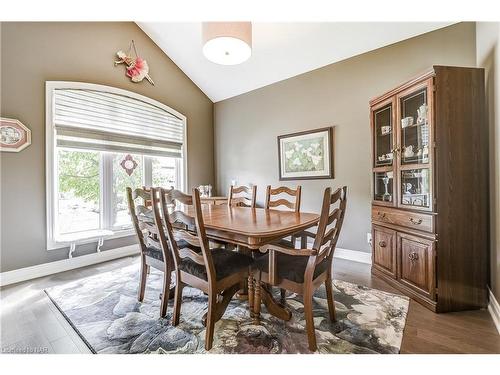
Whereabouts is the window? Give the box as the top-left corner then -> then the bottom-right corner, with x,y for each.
46,82 -> 187,249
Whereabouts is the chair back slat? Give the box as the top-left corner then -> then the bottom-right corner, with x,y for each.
268,199 -> 295,210
132,187 -> 152,201
168,210 -> 196,228
178,248 -> 205,265
320,227 -> 337,247
228,185 -> 257,208
230,196 -> 253,207
326,208 -> 341,226
174,229 -> 201,248
265,185 -> 301,212
231,185 -> 252,194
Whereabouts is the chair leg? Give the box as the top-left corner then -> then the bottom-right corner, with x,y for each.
205,292 -> 217,351
160,268 -> 172,318
280,288 -> 286,304
325,275 -> 337,322
172,273 -> 184,326
303,288 -> 317,351
137,257 -> 147,302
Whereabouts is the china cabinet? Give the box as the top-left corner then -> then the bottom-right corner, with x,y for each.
370,66 -> 488,312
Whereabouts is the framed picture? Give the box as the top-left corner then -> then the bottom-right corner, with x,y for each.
278,126 -> 334,180
1,117 -> 32,152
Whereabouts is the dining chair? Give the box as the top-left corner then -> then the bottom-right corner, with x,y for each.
265,185 -> 302,246
127,186 -> 174,318
154,187 -> 254,351
253,186 -> 347,351
228,185 -> 257,208
264,185 -> 302,301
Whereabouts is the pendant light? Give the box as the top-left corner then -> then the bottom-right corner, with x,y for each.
202,22 -> 252,65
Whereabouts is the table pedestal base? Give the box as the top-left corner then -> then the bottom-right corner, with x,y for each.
253,283 -> 292,323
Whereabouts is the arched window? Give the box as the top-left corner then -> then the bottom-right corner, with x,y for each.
45,81 -> 187,251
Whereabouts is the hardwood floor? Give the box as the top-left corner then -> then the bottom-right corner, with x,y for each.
1,256 -> 499,354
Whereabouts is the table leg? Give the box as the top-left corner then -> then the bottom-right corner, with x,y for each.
253,275 -> 262,323
248,273 -> 254,312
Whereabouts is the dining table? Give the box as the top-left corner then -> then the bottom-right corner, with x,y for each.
180,204 -> 320,321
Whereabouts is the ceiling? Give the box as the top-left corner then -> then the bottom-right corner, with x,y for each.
137,22 -> 455,102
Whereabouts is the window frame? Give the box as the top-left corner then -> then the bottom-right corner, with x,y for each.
45,81 -> 187,251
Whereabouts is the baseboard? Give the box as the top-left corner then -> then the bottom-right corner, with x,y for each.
0,245 -> 140,287
0,244 -> 371,287
488,287 -> 500,335
334,248 -> 372,265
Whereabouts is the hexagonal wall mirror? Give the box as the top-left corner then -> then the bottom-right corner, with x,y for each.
0,117 -> 32,152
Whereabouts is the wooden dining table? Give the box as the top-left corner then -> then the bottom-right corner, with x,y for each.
179,204 -> 320,321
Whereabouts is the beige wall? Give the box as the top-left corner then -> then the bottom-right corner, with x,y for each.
214,23 -> 477,253
476,22 -> 500,302
0,22 -> 214,272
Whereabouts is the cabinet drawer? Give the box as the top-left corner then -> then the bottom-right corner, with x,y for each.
397,232 -> 436,300
372,207 -> 434,233
372,225 -> 397,278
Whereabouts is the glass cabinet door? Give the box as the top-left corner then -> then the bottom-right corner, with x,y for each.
374,171 -> 394,203
399,88 -> 430,166
400,168 -> 431,209
373,103 -> 394,167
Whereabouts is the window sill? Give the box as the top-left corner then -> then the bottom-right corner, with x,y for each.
47,228 -> 135,251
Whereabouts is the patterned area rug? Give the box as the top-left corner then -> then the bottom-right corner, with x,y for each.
45,261 -> 409,354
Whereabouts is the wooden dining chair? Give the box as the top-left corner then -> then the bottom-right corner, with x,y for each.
265,185 -> 302,301
228,185 -> 257,208
154,187 -> 254,351
127,186 -> 174,318
265,185 -> 302,246
253,186 -> 347,351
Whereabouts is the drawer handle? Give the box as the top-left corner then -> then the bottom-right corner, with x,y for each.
378,240 -> 387,248
377,212 -> 387,220
409,218 -> 423,225
408,252 -> 419,262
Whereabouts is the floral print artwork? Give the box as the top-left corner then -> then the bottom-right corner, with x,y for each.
45,261 -> 409,354
283,137 -> 324,173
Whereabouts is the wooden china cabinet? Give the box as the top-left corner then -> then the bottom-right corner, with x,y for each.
370,66 -> 488,312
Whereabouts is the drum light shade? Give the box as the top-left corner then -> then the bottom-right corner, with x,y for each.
202,22 -> 252,65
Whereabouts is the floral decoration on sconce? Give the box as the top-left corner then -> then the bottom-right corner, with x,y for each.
120,154 -> 138,176
114,40 -> 155,85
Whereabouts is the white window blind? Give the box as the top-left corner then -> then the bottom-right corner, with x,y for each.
54,89 -> 184,158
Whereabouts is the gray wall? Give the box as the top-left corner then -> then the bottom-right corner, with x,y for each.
214,23 -> 477,253
476,22 -> 500,302
0,22 -> 214,272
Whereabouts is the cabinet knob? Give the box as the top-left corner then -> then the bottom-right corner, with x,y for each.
408,252 -> 419,262
409,217 -> 423,225
378,240 -> 387,248
377,212 -> 387,220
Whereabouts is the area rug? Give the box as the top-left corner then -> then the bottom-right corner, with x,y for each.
45,261 -> 409,354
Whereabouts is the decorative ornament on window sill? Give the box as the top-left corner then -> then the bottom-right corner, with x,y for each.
114,40 -> 155,85
120,154 -> 138,176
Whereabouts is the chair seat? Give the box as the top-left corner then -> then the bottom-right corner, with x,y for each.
254,251 -> 329,284
179,248 -> 253,281
276,237 -> 296,248
144,240 -> 202,262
